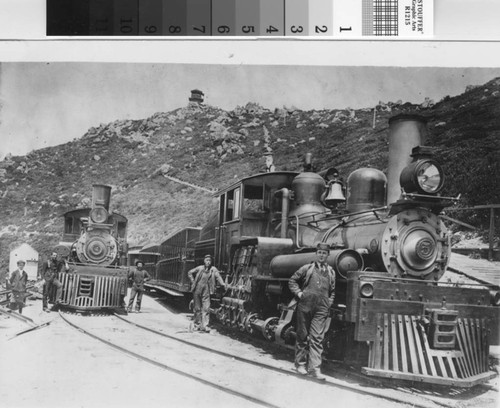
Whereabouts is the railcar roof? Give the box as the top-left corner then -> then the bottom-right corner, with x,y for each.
128,250 -> 161,256
159,226 -> 202,245
63,208 -> 128,222
216,171 -> 299,196
140,243 -> 161,252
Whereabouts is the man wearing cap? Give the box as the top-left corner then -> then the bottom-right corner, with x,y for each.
8,260 -> 29,314
188,255 -> 226,332
264,153 -> 276,172
127,261 -> 151,313
289,243 -> 336,380
41,252 -> 69,311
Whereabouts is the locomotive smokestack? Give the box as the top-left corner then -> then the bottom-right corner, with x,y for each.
386,114 -> 428,204
92,184 -> 112,211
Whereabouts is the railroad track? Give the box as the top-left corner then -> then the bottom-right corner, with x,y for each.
58,311 -> 462,408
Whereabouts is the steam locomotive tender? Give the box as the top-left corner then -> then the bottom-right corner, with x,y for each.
54,185 -> 128,311
147,114 -> 499,387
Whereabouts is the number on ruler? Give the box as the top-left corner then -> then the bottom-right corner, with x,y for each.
144,26 -> 157,34
169,26 -> 182,34
218,25 -> 230,34
193,25 -> 206,33
242,26 -> 255,34
290,26 -> 303,34
120,19 -> 134,34
266,26 -> 278,34
315,25 -> 328,33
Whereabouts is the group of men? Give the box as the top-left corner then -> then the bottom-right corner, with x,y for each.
187,243 -> 335,380
3,251 -> 152,314
5,242 -> 335,379
4,251 -> 68,314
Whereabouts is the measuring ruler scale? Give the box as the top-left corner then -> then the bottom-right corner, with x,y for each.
47,0 -> 433,37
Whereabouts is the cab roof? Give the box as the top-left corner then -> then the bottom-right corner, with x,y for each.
215,171 -> 298,196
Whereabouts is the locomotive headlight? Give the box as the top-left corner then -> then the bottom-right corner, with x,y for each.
400,159 -> 444,195
360,282 -> 374,298
90,207 -> 108,224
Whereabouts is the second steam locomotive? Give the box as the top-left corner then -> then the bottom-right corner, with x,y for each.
53,184 -> 129,311
143,114 -> 499,387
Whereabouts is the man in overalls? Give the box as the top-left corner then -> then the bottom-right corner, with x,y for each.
188,255 -> 226,332
289,243 -> 336,380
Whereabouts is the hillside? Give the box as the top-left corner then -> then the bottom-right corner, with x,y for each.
0,77 -> 499,270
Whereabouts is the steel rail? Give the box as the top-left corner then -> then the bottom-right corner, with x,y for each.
8,320 -> 53,340
113,313 -> 449,408
59,311 -> 283,408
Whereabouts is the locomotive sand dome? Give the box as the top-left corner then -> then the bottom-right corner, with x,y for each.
53,184 -> 129,311
144,113 -> 499,387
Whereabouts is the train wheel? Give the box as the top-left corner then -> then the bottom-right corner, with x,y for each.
244,313 -> 258,334
261,317 -> 279,341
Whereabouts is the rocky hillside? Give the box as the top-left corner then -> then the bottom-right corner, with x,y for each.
0,77 -> 499,270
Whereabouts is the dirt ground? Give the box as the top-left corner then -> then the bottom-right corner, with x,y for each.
0,285 -> 498,408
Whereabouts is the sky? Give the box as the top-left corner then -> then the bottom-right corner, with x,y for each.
1,63 -> 500,159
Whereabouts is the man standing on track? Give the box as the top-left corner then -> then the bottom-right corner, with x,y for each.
127,261 -> 151,313
41,252 -> 69,312
289,243 -> 336,380
188,254 -> 226,333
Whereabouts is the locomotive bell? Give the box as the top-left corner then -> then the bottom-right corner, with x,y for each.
324,180 -> 346,207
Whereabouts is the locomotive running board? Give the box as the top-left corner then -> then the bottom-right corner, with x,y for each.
145,284 -> 184,297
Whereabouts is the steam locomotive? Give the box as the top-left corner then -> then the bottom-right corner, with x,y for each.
53,185 -> 129,311
147,113 -> 499,386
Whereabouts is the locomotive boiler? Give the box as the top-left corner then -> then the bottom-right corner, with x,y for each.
148,114 -> 499,386
53,184 -> 129,311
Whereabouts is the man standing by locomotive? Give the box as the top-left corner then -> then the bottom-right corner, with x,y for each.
41,252 -> 69,311
188,255 -> 226,332
127,261 -> 151,313
289,243 -> 336,380
8,260 -> 29,314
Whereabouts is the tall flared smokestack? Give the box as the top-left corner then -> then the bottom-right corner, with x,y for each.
92,184 -> 111,211
386,114 -> 428,204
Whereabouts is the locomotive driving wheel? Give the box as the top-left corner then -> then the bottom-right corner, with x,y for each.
244,313 -> 258,334
261,317 -> 279,341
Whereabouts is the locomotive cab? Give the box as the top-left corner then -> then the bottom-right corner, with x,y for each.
211,172 -> 298,270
